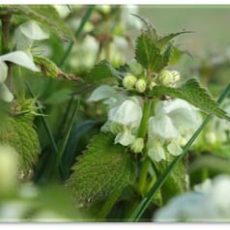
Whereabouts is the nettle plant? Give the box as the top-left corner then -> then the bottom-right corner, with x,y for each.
67,18 -> 230,218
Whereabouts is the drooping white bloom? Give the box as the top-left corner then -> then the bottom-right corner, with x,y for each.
108,98 -> 142,128
87,85 -> 126,108
15,20 -> 49,51
108,98 -> 143,146
147,99 -> 202,161
154,175 -> 230,222
0,51 -> 39,102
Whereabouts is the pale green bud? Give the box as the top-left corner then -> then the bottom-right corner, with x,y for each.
122,74 -> 137,90
135,78 -> 147,93
158,70 -> 173,86
171,70 -> 181,82
131,138 -> 144,153
0,145 -> 19,195
129,59 -> 143,76
158,70 -> 181,86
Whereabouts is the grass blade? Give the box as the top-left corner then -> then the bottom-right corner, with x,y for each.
59,5 -> 95,67
25,80 -> 58,154
129,82 -> 230,222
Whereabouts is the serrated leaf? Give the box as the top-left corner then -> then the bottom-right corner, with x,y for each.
158,31 -> 192,48
155,45 -> 172,72
4,5 -> 74,41
67,133 -> 134,206
150,78 -> 230,120
135,32 -> 162,71
168,46 -> 184,65
86,60 -> 121,83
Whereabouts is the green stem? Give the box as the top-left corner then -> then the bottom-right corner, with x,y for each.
59,5 -> 95,67
138,158 -> 150,196
138,99 -> 152,139
1,13 -> 11,54
1,13 -> 12,90
98,186 -> 124,220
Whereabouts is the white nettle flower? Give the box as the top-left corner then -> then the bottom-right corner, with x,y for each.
147,99 -> 202,162
87,85 -> 126,108
15,20 -> 49,52
108,98 -> 143,146
154,175 -> 230,222
154,192 -> 217,222
0,51 -> 39,102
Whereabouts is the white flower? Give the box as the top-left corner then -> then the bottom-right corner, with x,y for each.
114,127 -> 136,146
154,192 -> 217,222
154,175 -> 230,222
15,20 -> 49,52
87,85 -> 126,108
0,51 -> 39,102
108,98 -> 142,128
147,99 -> 202,161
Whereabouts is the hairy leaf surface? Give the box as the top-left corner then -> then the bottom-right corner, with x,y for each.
67,133 -> 135,206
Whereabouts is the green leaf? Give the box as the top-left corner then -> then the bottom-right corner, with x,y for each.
0,117 -> 40,177
150,78 -> 230,120
5,5 -> 74,41
86,60 -> 121,84
135,31 -> 162,71
67,133 -> 134,206
158,31 -> 192,48
157,159 -> 187,203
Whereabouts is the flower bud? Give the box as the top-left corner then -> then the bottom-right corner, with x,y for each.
171,70 -> 181,82
135,78 -> 147,93
0,145 -> 19,195
122,74 -> 137,90
158,70 -> 181,86
129,59 -> 143,76
158,70 -> 173,86
131,137 -> 144,153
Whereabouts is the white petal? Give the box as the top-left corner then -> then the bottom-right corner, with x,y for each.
15,28 -> 33,51
0,51 -> 39,72
167,141 -> 182,156
148,140 -> 166,162
114,129 -> 135,146
0,61 -> 8,83
19,20 -> 49,40
109,99 -> 142,128
0,83 -> 14,102
148,115 -> 179,140
87,85 -> 118,102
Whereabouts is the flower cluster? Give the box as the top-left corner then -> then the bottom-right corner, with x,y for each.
154,175 -> 230,221
88,64 -> 202,161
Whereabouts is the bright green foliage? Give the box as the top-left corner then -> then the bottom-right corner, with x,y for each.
86,60 -> 121,84
150,78 -> 230,120
157,159 -> 187,203
3,5 -> 74,41
34,56 -> 60,78
67,133 -> 135,206
135,19 -> 190,72
0,117 -> 40,176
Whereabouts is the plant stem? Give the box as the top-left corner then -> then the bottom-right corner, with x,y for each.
138,158 -> 150,196
138,99 -> 152,139
59,5 -> 95,67
1,13 -> 11,54
1,13 -> 12,89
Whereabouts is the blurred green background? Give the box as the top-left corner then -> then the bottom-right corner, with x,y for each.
140,6 -> 230,56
